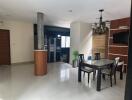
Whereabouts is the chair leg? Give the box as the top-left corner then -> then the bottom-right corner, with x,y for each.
102,73 -> 106,80
93,70 -> 96,80
114,73 -> 116,85
88,73 -> 90,83
110,75 -> 112,87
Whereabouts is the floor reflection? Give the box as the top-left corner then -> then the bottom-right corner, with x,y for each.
60,69 -> 70,82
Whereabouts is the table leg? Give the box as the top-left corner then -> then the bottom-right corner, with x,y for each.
97,69 -> 101,91
120,65 -> 123,80
78,64 -> 81,82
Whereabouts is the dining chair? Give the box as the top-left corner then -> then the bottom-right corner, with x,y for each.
115,57 -> 120,65
102,57 -> 120,80
94,53 -> 101,60
78,54 -> 94,83
115,57 -> 125,80
101,58 -> 119,87
118,61 -> 124,71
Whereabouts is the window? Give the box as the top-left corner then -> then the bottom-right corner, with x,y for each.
65,36 -> 70,47
61,36 -> 70,48
61,36 -> 66,48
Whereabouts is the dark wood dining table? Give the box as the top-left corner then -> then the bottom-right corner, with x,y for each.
78,59 -> 114,91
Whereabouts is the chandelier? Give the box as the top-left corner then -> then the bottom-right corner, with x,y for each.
92,9 -> 109,34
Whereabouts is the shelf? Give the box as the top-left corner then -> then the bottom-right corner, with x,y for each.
110,28 -> 129,31
108,53 -> 128,57
109,45 -> 128,47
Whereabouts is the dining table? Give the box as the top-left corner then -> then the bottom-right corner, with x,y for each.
78,59 -> 114,91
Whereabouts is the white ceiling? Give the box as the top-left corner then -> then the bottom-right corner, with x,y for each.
0,0 -> 131,28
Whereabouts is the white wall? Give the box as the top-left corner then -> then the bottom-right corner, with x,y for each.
79,22 -> 92,59
70,22 -> 92,63
0,20 -> 34,63
70,22 -> 80,62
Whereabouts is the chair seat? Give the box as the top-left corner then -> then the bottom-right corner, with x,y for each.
81,67 -> 93,73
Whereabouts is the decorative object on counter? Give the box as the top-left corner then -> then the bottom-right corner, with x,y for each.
72,50 -> 79,67
92,9 -> 109,34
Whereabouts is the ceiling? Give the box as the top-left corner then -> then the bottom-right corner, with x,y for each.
0,0 -> 131,28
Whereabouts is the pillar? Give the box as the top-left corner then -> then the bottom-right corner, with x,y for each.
34,12 -> 47,76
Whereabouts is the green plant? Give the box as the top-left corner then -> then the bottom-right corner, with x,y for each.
72,50 -> 79,61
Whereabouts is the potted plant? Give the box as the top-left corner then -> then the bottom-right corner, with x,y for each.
72,50 -> 79,67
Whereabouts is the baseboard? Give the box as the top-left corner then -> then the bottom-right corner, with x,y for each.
11,61 -> 34,65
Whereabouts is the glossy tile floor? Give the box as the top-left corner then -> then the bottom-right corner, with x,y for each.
0,62 -> 126,100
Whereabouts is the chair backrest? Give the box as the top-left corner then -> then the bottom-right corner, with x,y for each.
78,54 -> 85,68
87,56 -> 92,60
94,53 -> 100,60
78,54 -> 84,63
115,57 -> 120,65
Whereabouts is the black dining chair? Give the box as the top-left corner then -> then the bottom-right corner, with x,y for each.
101,59 -> 118,87
94,53 -> 101,60
78,54 -> 95,83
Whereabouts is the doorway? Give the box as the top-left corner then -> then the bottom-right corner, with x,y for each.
0,29 -> 11,65
48,37 -> 61,62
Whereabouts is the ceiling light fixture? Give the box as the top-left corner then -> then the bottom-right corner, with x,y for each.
92,9 -> 109,34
